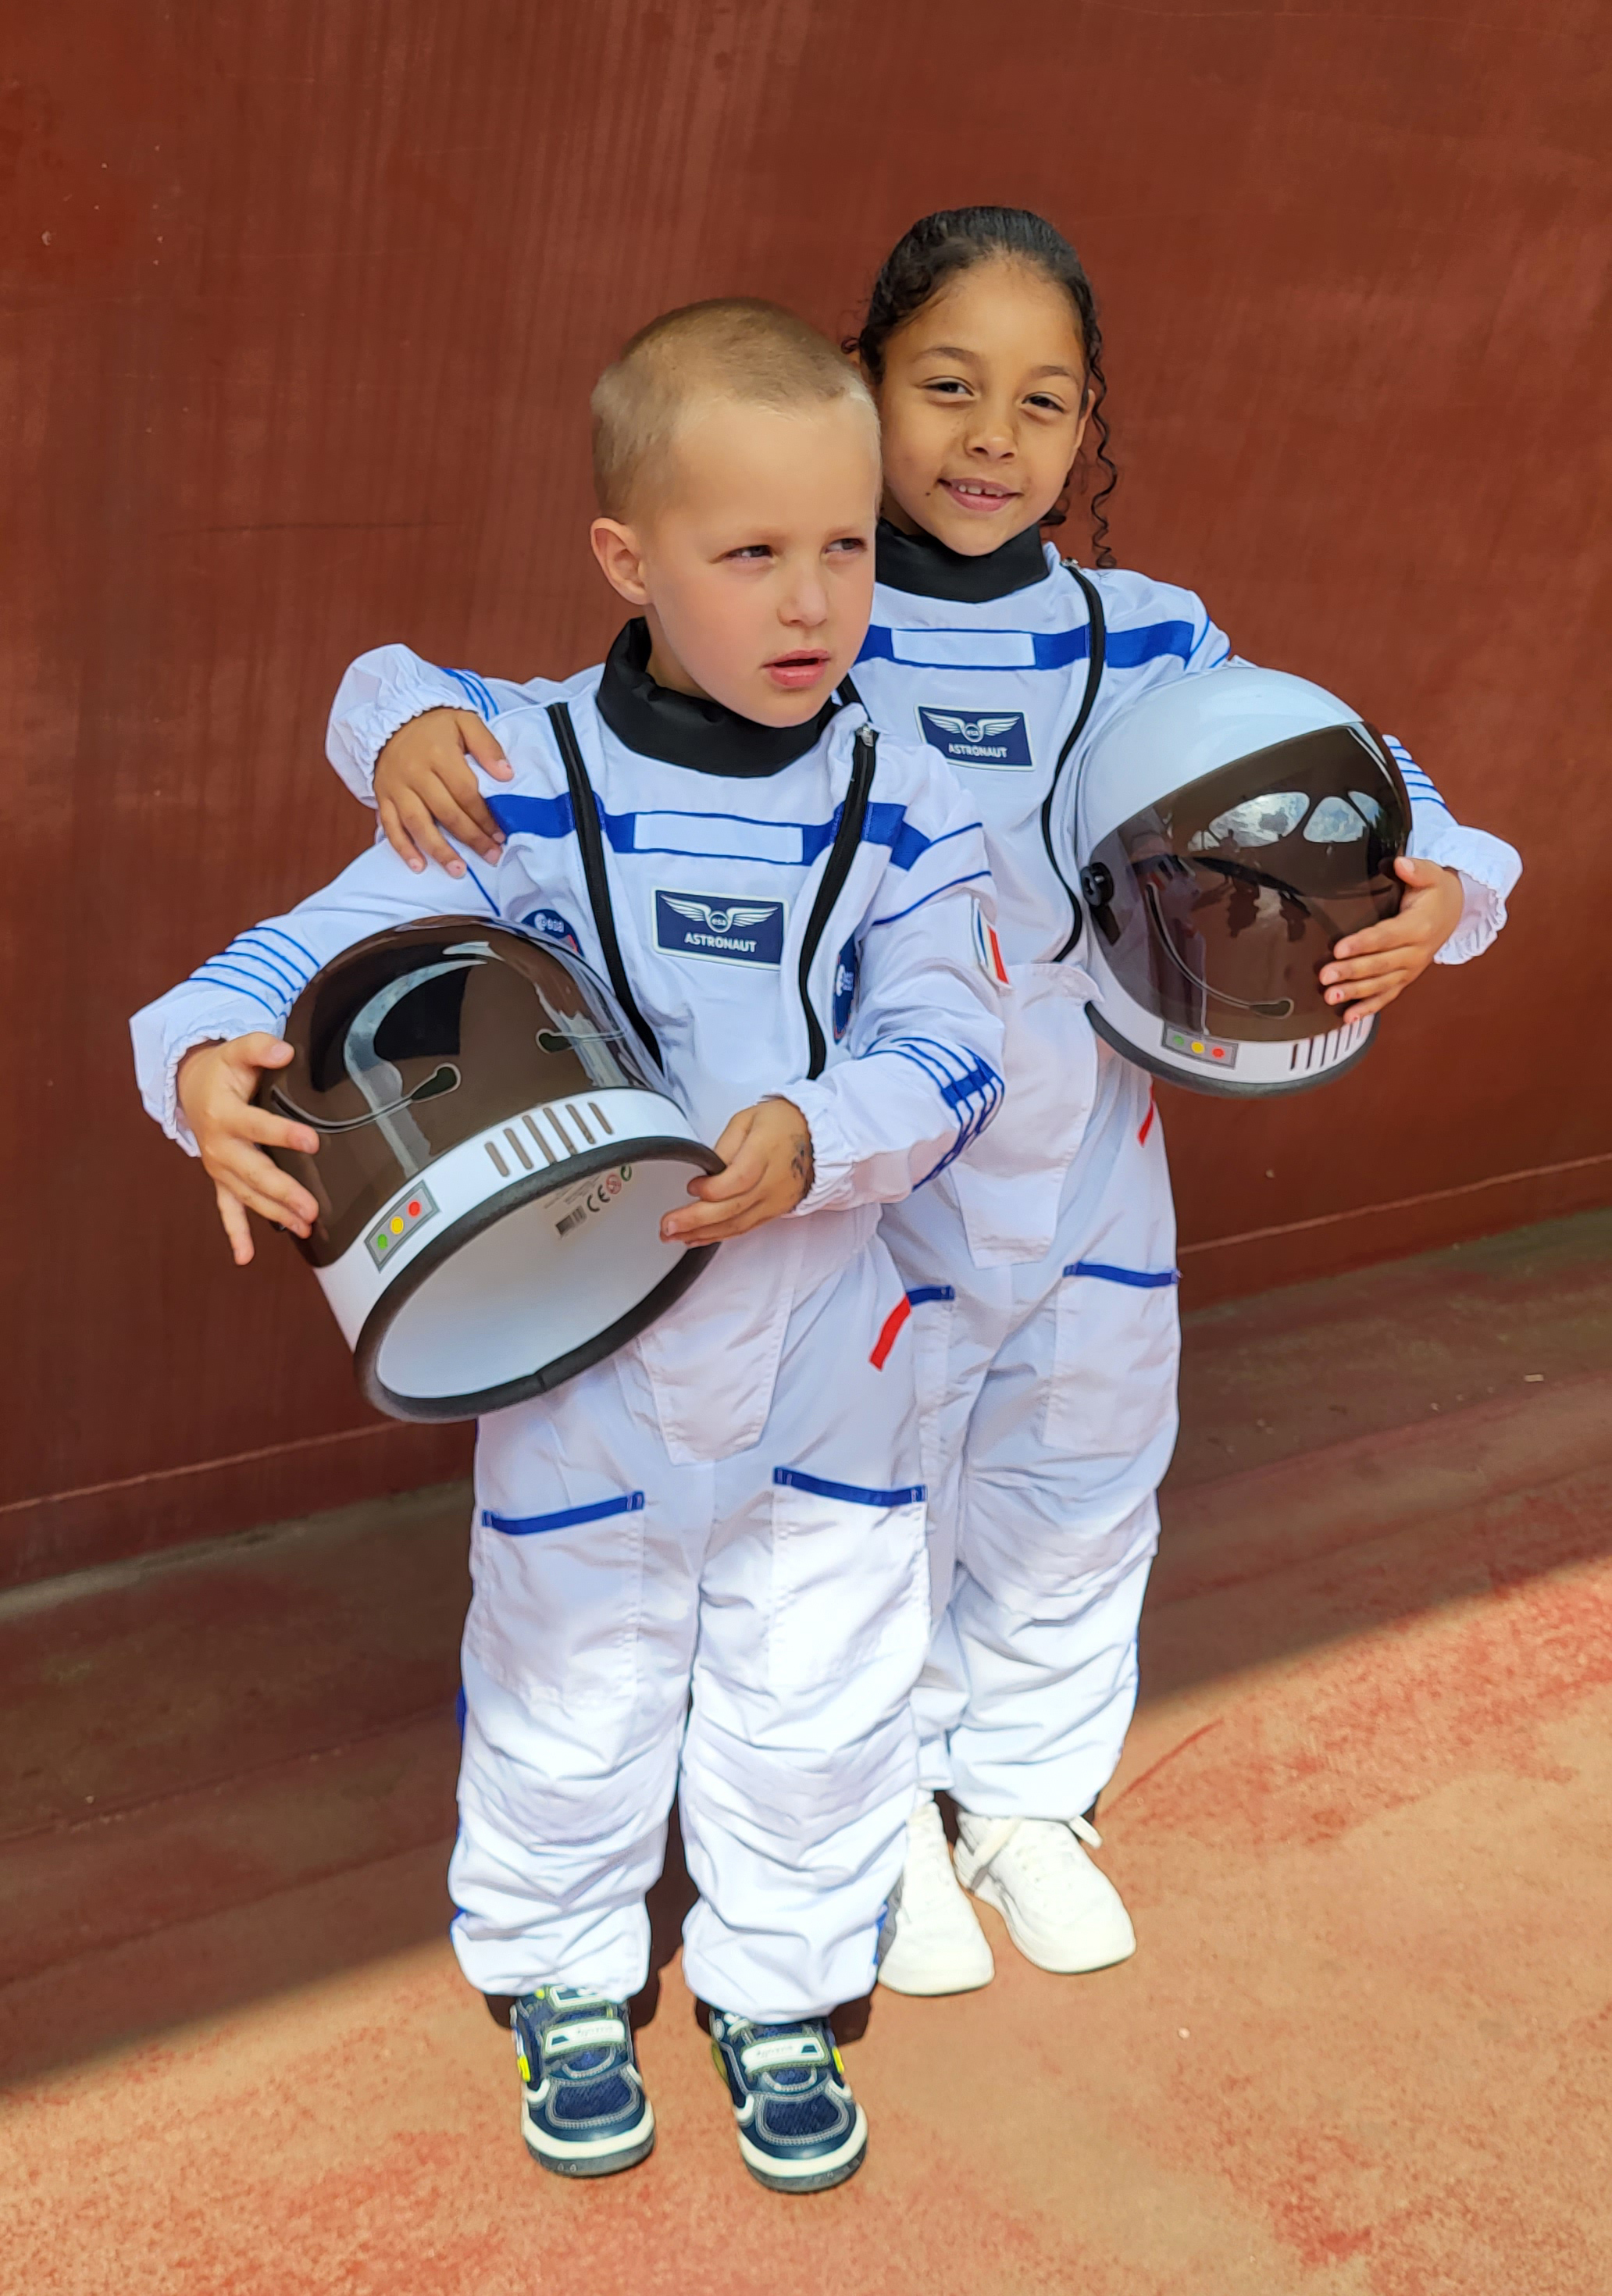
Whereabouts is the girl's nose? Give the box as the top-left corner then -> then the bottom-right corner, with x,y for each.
964,415 -> 1015,459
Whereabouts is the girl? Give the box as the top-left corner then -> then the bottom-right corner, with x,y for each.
323,209 -> 1520,1995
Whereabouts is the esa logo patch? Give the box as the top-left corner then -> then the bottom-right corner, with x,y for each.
918,705 -> 1032,769
832,934 -> 860,1041
519,907 -> 583,954
654,890 -> 786,968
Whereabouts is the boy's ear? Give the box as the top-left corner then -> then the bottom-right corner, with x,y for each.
590,518 -> 651,606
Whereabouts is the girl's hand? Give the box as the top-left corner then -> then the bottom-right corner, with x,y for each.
176,1036 -> 321,1265
660,1100 -> 815,1245
1319,855 -> 1466,1021
375,709 -> 513,875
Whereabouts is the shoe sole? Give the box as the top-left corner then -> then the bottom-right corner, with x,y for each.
522,2100 -> 657,2178
876,1955 -> 994,1997
969,1875 -> 1136,1974
736,2104 -> 868,2194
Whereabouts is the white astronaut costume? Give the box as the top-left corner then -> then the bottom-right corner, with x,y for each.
334,529 -> 1521,1854
131,619 -> 1006,2021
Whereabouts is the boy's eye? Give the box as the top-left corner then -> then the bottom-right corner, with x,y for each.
724,544 -> 774,562
826,536 -> 866,558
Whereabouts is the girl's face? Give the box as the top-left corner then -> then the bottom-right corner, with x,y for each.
870,257 -> 1091,558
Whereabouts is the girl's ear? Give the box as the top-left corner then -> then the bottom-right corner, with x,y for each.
590,518 -> 651,605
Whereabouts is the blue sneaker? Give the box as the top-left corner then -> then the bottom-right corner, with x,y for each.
511,1987 -> 655,2177
708,2012 -> 868,2192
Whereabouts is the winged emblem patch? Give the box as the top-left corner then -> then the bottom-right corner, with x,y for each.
917,705 -> 1032,769
654,889 -> 787,968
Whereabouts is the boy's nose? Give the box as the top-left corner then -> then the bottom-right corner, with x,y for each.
781,576 -> 829,629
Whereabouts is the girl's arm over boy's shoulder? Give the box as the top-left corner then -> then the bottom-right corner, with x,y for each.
327,644 -> 541,875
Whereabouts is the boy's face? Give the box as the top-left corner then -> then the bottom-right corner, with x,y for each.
591,396 -> 879,726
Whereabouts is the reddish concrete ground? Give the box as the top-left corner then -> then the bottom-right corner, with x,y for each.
3,1213 -> 1610,2294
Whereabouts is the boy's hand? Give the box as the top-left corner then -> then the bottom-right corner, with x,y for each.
176,1036 -> 322,1266
375,709 -> 513,875
661,1099 -> 815,1246
1319,856 -> 1465,1022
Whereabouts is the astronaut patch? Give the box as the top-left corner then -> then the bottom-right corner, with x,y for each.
654,890 -> 786,968
918,705 -> 1032,769
972,900 -> 1011,986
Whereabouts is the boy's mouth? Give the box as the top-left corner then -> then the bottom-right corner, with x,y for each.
938,478 -> 1019,516
764,648 -> 833,692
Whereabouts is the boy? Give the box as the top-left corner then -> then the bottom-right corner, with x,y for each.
131,301 -> 1005,2192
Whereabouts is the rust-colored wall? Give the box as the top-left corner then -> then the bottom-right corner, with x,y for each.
3,0 -> 1604,1586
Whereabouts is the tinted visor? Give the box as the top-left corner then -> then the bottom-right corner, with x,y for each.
1088,722 -> 1410,1043
257,921 -> 662,1265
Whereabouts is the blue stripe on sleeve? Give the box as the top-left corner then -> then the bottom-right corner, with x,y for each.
772,1467 -> 925,1508
905,1284 -> 956,1305
239,925 -> 319,975
862,870 -> 992,932
482,1492 -> 644,1536
1064,1261 -> 1181,1289
223,937 -> 304,996
201,948 -> 299,996
446,666 -> 499,718
190,962 -> 290,1017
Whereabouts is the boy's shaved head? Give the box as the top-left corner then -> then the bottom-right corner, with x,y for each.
592,298 -> 876,519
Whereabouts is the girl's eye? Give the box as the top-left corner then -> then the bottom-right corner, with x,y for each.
1025,394 -> 1068,414
922,378 -> 971,398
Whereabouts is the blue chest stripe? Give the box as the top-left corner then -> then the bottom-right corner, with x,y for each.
488,790 -> 943,873
858,619 -> 1196,672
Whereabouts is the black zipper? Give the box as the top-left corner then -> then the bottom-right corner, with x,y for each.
545,701 -> 665,1072
797,724 -> 877,1078
1039,565 -> 1107,961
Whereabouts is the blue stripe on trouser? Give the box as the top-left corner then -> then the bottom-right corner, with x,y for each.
1063,1261 -> 1181,1289
482,1492 -> 645,1535
773,1467 -> 925,1507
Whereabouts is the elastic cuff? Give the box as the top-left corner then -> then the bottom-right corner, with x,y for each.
163,1029 -> 229,1153
1435,870 -> 1507,965
774,1086 -> 855,1214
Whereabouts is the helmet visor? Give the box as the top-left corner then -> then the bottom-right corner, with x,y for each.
261,922 -> 664,1264
1088,722 -> 1410,1043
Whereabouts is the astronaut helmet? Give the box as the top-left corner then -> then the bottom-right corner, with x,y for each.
1073,665 -> 1412,1096
255,918 -> 722,1421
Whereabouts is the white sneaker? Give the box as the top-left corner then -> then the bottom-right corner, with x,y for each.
954,1812 -> 1136,1975
876,1795 -> 996,1995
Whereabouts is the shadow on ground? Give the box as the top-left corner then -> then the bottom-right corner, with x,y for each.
2,1209 -> 1607,2085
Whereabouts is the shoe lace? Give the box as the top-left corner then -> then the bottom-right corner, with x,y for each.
967,1813 -> 1102,1884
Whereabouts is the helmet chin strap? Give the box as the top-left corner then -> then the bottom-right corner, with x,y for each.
271,1063 -> 460,1134
1140,882 -> 1296,1021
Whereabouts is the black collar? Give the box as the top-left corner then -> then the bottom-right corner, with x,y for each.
594,619 -> 840,776
875,516 -> 1050,604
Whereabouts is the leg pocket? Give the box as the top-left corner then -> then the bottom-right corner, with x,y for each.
902,1285 -> 958,1493
1041,1263 -> 1181,1467
767,1469 -> 929,1724
469,1489 -> 647,1720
